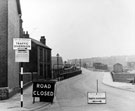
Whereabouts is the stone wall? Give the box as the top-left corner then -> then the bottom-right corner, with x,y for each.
112,72 -> 135,83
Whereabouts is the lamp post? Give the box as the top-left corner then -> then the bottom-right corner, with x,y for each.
56,53 -> 59,80
80,59 -> 81,69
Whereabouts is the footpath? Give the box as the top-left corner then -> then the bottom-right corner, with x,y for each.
0,71 -> 135,111
0,84 -> 52,111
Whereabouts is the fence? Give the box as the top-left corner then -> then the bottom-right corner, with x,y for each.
52,67 -> 82,80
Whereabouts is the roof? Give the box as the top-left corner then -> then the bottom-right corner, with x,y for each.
114,63 -> 122,65
113,63 -> 123,67
31,38 -> 51,50
16,0 -> 22,15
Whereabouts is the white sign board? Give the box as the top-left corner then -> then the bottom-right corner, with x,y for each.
15,50 -> 29,62
13,38 -> 31,50
87,92 -> 106,104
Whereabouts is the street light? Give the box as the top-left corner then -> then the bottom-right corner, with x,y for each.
56,53 -> 59,80
80,59 -> 81,69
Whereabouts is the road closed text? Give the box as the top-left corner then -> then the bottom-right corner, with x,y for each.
33,91 -> 54,97
36,83 -> 51,89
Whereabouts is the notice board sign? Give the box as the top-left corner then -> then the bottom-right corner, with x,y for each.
15,50 -> 29,62
13,38 -> 31,50
33,81 -> 56,103
87,92 -> 106,104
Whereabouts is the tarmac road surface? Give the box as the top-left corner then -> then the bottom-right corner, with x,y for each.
37,68 -> 135,111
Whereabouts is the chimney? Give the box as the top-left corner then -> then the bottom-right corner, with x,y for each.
40,36 -> 46,45
23,31 -> 29,38
25,31 -> 29,38
22,31 -> 25,38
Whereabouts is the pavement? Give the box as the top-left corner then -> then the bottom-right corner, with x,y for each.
0,71 -> 135,111
0,84 -> 53,111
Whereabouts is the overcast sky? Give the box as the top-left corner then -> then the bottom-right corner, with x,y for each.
20,0 -> 135,60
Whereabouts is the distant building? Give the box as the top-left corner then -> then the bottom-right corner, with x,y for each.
127,62 -> 135,69
52,56 -> 63,70
52,56 -> 63,79
93,62 -> 108,70
113,63 -> 123,73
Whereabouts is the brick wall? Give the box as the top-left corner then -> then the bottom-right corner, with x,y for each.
0,0 -> 8,87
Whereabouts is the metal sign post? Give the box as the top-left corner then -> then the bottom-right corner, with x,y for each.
13,38 -> 31,108
20,63 -> 23,107
97,80 -> 98,93
87,80 -> 107,104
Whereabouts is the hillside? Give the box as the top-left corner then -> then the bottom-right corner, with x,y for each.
69,55 -> 135,68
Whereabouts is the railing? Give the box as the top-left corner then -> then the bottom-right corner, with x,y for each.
52,67 -> 82,80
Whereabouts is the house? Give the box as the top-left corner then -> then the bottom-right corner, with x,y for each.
22,32 -> 52,80
127,62 -> 135,69
93,62 -> 108,70
113,63 -> 123,73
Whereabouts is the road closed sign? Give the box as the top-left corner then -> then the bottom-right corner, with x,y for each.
87,92 -> 106,104
33,82 -> 54,97
33,81 -> 56,103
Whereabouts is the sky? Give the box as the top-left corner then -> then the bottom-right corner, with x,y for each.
20,0 -> 135,60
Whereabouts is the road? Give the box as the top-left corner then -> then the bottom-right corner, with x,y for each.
38,68 -> 135,111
